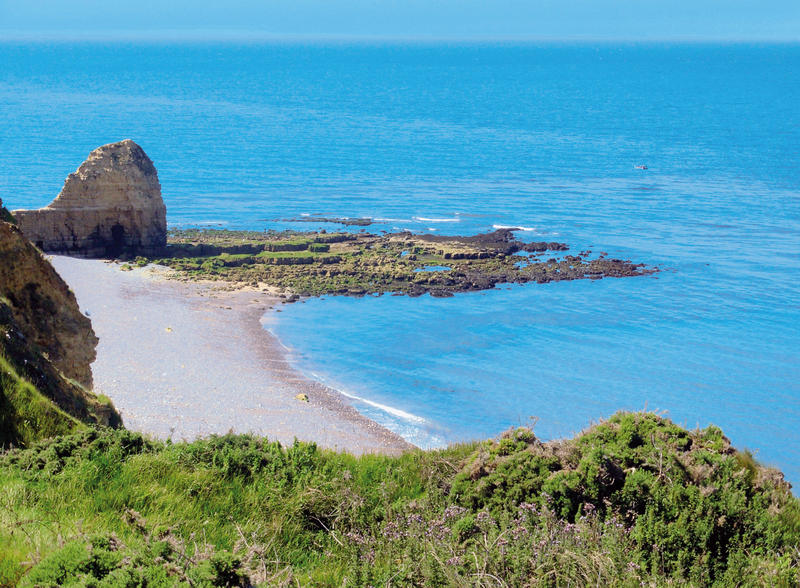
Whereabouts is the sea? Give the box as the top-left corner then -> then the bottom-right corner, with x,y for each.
2,41 -> 799,483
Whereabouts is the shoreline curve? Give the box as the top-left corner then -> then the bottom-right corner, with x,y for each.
49,255 -> 414,455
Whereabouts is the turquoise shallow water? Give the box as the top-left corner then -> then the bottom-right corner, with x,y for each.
2,42 -> 799,482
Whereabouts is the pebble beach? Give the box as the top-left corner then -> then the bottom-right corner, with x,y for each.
50,255 -> 413,455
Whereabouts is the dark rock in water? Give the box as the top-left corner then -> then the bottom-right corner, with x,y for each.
12,140 -> 167,258
285,216 -> 373,227
522,241 -> 569,253
548,242 -> 569,251
417,229 -> 522,255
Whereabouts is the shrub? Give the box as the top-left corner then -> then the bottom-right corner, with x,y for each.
1,413 -> 797,586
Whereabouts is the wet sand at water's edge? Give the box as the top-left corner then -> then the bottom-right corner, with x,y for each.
50,256 -> 413,455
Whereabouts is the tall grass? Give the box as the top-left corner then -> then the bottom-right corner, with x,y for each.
0,413 -> 798,586
0,354 -> 82,449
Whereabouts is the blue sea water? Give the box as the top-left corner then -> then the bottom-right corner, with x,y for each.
2,42 -> 799,482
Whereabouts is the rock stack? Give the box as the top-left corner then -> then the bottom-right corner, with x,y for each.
13,140 -> 167,257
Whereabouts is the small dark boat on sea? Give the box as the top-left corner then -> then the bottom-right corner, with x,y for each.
635,164 -> 648,170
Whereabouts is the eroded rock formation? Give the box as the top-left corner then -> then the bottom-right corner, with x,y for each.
0,219 -> 97,388
13,140 -> 167,257
0,207 -> 119,427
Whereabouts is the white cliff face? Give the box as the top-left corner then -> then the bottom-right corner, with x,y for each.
13,140 -> 167,257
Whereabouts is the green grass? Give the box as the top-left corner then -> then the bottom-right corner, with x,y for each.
0,354 -> 83,449
0,412 -> 797,586
263,239 -> 312,252
255,250 -> 317,260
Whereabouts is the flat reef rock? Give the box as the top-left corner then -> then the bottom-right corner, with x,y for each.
13,140 -> 167,257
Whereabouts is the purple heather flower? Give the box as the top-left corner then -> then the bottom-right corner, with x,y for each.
443,505 -> 467,520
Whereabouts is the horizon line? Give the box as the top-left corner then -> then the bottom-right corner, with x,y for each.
1,30 -> 799,44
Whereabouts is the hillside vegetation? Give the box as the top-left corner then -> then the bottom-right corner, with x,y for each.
0,208 -> 121,450
1,412 -> 797,587
0,299 -> 119,448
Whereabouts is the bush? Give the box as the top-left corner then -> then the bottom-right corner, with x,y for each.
1,413 -> 797,586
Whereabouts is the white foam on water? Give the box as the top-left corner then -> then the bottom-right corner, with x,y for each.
310,372 -> 428,424
261,326 -> 293,352
414,216 -> 461,222
493,224 -> 537,232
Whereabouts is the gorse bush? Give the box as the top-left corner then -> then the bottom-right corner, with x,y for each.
0,412 -> 798,586
450,412 -> 800,584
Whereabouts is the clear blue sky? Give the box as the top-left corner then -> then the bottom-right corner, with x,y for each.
1,0 -> 798,41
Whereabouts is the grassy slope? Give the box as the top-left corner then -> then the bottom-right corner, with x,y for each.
0,216 -> 122,439
0,355 -> 83,448
0,299 -> 119,448
0,412 -> 798,587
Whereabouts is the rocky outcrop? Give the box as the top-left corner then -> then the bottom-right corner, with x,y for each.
0,220 -> 97,388
0,214 -> 120,428
12,140 -> 167,257
1,197 -> 14,224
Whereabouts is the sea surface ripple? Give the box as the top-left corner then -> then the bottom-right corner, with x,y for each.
2,41 -> 798,482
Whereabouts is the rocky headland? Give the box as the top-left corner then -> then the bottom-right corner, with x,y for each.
12,140 -> 167,258
7,139 -> 656,300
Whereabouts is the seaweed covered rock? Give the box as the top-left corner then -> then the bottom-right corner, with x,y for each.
12,140 -> 167,257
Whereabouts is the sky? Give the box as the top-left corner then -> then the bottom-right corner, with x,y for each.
1,0 -> 799,41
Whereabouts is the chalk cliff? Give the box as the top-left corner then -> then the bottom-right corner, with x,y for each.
13,140 -> 167,257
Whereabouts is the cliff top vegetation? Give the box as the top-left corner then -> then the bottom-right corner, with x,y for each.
1,412 -> 797,586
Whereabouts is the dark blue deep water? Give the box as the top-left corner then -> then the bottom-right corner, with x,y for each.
2,42 -> 799,482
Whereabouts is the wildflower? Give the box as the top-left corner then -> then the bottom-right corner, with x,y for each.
446,556 -> 462,566
361,549 -> 376,563
382,521 -> 405,540
443,505 -> 467,520
518,502 -> 538,514
424,519 -> 450,540
476,511 -> 493,523
510,517 -> 529,540
563,523 -> 580,534
345,531 -> 367,545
